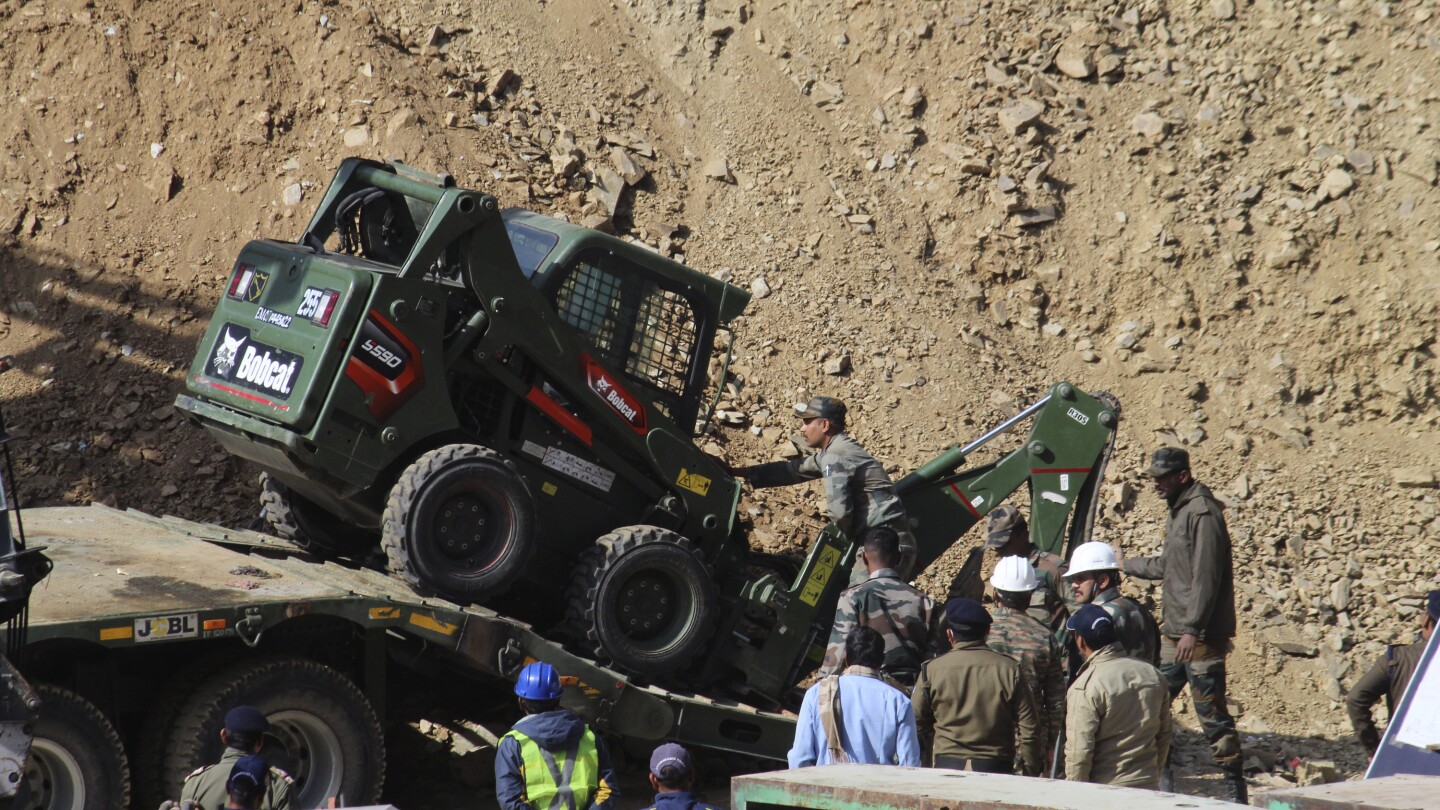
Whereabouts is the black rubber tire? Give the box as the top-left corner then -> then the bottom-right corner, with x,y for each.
20,684 -> 130,810
565,525 -> 717,677
162,656 -> 384,808
381,444 -> 535,604
131,650 -> 237,810
259,472 -> 376,558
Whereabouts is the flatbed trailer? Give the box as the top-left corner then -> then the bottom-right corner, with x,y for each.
5,504 -> 794,810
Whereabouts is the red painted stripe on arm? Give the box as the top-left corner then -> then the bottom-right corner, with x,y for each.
948,482 -> 982,519
526,386 -> 594,446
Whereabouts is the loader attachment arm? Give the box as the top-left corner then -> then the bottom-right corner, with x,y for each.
897,383 -> 1120,567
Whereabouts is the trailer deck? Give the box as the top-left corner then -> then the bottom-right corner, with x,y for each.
6,504 -> 797,761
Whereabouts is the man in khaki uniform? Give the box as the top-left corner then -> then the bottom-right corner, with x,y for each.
736,396 -> 915,580
1065,605 -> 1173,789
181,705 -> 293,810
912,598 -> 1041,776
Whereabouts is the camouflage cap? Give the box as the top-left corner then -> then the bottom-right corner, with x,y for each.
796,396 -> 847,424
985,504 -> 1026,549
1145,447 -> 1190,478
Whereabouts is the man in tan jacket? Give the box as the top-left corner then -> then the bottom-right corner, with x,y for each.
1065,604 -> 1173,789
913,598 -> 1042,775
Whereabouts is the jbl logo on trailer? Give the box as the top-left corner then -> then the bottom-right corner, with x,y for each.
135,614 -> 199,642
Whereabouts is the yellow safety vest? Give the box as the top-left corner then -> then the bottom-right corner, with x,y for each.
502,727 -> 600,810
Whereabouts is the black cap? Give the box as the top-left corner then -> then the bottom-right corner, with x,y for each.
1428,590 -> 1440,621
986,505 -> 1026,549
944,597 -> 992,630
224,705 -> 270,736
1146,447 -> 1190,478
1067,604 -> 1117,646
796,396 -> 846,424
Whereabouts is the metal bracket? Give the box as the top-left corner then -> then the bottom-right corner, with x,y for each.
236,608 -> 266,648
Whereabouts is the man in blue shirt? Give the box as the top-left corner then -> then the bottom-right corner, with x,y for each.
788,627 -> 922,767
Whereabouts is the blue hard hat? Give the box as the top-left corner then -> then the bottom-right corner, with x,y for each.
514,662 -> 563,701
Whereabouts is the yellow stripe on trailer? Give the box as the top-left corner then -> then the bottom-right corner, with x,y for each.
409,611 -> 459,636
99,626 -> 133,641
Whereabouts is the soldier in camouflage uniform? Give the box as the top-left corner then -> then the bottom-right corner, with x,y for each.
737,396 -> 915,582
1118,448 -> 1245,804
986,505 -> 1069,634
986,556 -> 1066,769
1064,541 -> 1160,665
820,527 -> 940,689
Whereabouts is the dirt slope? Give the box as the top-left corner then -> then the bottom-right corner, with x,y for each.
2,0 -> 1438,799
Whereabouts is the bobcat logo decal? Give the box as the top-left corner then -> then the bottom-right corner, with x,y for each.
211,327 -> 246,377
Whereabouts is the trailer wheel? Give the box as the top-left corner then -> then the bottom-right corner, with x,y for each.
566,526 -> 716,677
163,656 -> 384,808
382,444 -> 534,604
19,684 -> 130,810
260,472 -> 376,558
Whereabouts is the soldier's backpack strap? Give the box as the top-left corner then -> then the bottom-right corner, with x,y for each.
817,676 -> 851,764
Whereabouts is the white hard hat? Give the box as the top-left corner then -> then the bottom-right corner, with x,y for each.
1065,541 -> 1120,578
990,555 -> 1039,592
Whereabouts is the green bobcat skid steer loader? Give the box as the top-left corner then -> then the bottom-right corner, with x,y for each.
178,159 -> 1123,703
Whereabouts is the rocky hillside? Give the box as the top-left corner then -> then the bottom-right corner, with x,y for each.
2,0 -> 1438,796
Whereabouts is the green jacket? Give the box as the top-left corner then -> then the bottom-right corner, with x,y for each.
912,638 -> 1041,774
180,747 -> 293,810
1124,481 -> 1236,641
1065,643 -> 1173,788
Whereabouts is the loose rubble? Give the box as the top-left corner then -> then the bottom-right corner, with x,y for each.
0,0 -> 1437,803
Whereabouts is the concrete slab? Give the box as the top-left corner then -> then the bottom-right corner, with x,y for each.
732,765 -> 1239,809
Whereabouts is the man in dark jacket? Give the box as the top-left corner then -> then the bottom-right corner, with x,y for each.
1119,448 -> 1244,803
640,743 -> 725,810
496,662 -> 616,810
1347,590 -> 1439,754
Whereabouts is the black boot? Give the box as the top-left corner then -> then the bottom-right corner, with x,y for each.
1222,767 -> 1248,804
1158,765 -> 1174,792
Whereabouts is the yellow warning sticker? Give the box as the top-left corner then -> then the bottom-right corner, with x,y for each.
799,545 -> 842,606
369,607 -> 402,621
100,626 -> 133,641
676,468 -> 712,496
542,481 -> 558,496
409,612 -> 460,636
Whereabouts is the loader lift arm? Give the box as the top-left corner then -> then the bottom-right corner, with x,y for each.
724,383 -> 1120,706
